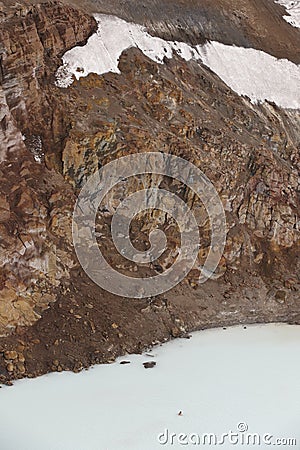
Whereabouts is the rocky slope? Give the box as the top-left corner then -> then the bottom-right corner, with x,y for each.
0,0 -> 299,382
5,0 -> 300,61
0,2 -> 96,344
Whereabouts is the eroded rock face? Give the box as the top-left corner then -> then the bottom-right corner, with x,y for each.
0,1 -> 95,335
0,0 -> 299,380
0,1 -> 97,163
59,50 -> 300,279
0,150 -> 78,335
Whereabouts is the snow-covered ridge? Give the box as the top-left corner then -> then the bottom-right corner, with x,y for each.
275,0 -> 300,28
56,14 -> 300,109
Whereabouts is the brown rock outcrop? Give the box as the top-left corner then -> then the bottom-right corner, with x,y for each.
0,0 -> 299,382
0,1 -> 95,335
0,1 -> 97,163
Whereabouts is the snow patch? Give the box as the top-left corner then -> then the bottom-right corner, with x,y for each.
275,0 -> 300,28
55,14 -> 200,88
196,41 -> 300,109
55,14 -> 300,109
25,135 -> 44,163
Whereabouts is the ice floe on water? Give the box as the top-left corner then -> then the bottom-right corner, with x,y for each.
0,324 -> 300,450
275,0 -> 300,28
55,14 -> 300,109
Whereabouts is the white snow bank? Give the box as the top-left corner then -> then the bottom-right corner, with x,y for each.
275,0 -> 300,28
55,15 -> 300,109
55,14 -> 200,88
0,324 -> 300,450
196,41 -> 300,109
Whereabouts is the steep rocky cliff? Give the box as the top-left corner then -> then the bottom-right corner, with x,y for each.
0,0 -> 299,382
0,2 -> 96,338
